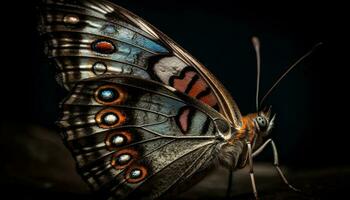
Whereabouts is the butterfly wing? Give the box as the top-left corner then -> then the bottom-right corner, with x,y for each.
39,0 -> 242,127
59,75 -> 231,199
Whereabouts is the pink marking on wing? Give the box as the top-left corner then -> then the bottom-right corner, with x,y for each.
179,108 -> 190,133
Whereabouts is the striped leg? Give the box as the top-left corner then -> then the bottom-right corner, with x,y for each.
226,169 -> 234,198
247,141 -> 259,199
252,139 -> 301,192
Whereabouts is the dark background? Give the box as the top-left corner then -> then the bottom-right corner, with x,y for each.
0,0 -> 342,199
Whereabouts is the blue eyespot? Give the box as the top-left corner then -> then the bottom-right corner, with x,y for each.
102,112 -> 119,125
130,169 -> 142,179
117,154 -> 132,165
101,90 -> 114,100
112,135 -> 125,146
98,88 -> 118,102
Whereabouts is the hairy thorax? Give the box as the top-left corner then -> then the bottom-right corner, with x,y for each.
217,113 -> 261,169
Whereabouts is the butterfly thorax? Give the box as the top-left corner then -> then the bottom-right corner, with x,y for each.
219,109 -> 275,169
219,114 -> 258,169
233,113 -> 259,143
234,107 -> 274,146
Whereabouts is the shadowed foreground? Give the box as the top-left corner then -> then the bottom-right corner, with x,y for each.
0,124 -> 347,200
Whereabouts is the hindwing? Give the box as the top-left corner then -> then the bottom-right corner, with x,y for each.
59,75 -> 231,199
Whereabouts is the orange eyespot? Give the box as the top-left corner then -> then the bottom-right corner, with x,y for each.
125,165 -> 148,183
95,108 -> 126,129
105,131 -> 133,149
94,85 -> 127,105
111,149 -> 138,170
92,39 -> 116,54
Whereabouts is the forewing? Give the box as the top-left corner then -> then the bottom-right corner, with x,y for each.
58,75 -> 229,199
39,0 -> 242,127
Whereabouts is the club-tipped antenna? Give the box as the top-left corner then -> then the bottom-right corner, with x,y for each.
252,36 -> 261,112
259,42 -> 323,107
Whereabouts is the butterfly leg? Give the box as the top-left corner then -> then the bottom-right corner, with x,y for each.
247,141 -> 259,200
226,169 -> 234,198
252,139 -> 301,192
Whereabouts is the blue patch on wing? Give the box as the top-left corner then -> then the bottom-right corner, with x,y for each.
103,24 -> 169,54
112,43 -> 145,65
134,36 -> 168,53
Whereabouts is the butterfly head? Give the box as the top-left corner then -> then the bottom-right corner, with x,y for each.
254,106 -> 275,137
232,107 -> 275,145
247,106 -> 276,151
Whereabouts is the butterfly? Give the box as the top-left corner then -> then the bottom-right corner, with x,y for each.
38,0 -> 319,199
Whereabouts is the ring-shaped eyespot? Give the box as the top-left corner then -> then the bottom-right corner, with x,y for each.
256,116 -> 267,128
96,108 -> 126,129
94,85 -> 127,105
105,131 -> 133,149
125,165 -> 148,184
92,62 -> 108,75
111,149 -> 138,170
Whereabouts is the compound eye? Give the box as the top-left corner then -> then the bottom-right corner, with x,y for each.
256,116 -> 267,128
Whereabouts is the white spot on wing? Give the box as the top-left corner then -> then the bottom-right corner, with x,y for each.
153,56 -> 187,84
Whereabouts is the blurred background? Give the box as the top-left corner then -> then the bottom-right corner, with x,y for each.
0,0 -> 342,199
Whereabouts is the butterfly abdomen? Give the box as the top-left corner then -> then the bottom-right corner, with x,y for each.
217,141 -> 244,169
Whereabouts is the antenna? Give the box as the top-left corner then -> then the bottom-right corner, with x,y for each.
252,36 -> 261,112
259,42 -> 323,106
